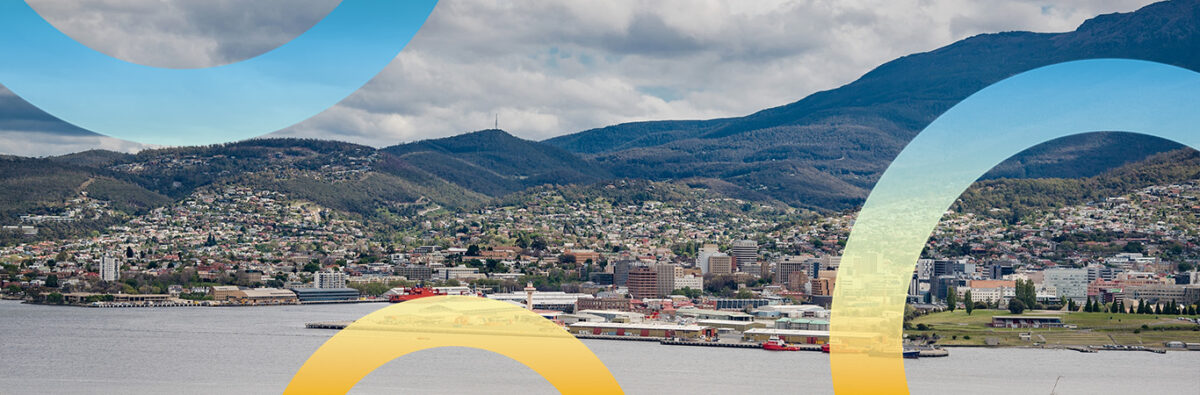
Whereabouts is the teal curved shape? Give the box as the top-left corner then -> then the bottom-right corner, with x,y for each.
831,58 -> 1200,393
0,0 -> 437,145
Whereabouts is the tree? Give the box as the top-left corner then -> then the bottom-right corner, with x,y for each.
125,246 -> 135,259
735,288 -> 754,299
671,287 -> 702,299
46,292 -> 64,305
466,244 -> 481,257
1014,279 -> 1037,310
946,287 -> 957,312
1008,299 -> 1026,314
964,290 -> 974,315
44,275 -> 58,288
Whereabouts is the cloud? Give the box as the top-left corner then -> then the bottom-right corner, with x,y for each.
26,0 -> 341,68
0,0 -> 1163,154
0,130 -> 152,157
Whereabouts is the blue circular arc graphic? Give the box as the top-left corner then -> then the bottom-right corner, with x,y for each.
831,58 -> 1200,393
0,0 -> 438,146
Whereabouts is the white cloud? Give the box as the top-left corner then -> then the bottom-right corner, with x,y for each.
5,0 -> 1163,153
0,130 -> 152,157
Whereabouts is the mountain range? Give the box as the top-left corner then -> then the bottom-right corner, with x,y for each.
4,0 -> 1200,239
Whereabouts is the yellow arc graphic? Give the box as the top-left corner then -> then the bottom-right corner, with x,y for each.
285,296 -> 623,394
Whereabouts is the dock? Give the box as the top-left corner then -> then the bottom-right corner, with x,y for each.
573,334 -> 662,342
659,339 -> 768,349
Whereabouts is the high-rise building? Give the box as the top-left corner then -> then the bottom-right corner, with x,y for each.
655,264 -> 678,297
315,271 -> 348,289
708,254 -> 733,274
100,256 -> 119,282
1044,268 -> 1089,302
627,266 -> 658,299
811,277 -> 836,296
787,270 -> 810,292
931,275 -> 957,301
614,260 -> 635,286
776,257 -> 810,286
933,260 -> 959,278
989,261 -> 1015,280
696,244 -> 719,274
731,240 -> 758,271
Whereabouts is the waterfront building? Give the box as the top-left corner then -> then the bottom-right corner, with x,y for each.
990,316 -> 1064,328
742,328 -> 829,344
314,271 -> 348,289
575,297 -> 634,312
569,322 -> 715,340
291,287 -> 360,302
487,291 -> 593,312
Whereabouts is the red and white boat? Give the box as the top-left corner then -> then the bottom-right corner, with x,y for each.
387,287 -> 446,303
762,336 -> 803,351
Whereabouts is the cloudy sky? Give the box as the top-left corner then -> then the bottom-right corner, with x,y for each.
1,0 -> 1159,156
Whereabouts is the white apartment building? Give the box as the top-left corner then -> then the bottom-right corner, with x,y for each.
674,275 -> 703,291
100,256 -> 119,282
314,271 -> 348,289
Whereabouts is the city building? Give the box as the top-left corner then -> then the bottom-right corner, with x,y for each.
100,256 -> 119,282
708,254 -> 733,275
488,291 -> 594,312
314,271 -> 348,289
569,322 -> 716,340
291,287 -> 360,302
731,240 -> 758,271
990,316 -> 1064,328
1044,268 -> 1089,302
626,266 -> 658,299
673,274 -> 703,291
395,265 -> 433,281
696,244 -> 719,274
655,263 -> 679,297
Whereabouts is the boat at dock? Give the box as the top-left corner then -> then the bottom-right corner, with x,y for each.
762,336 -> 803,351
387,287 -> 446,303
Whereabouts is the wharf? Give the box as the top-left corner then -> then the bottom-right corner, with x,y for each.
660,339 -> 768,349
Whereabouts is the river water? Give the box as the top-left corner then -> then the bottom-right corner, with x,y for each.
0,300 -> 1196,394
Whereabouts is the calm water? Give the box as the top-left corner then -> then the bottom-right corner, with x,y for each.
0,300 -> 1197,394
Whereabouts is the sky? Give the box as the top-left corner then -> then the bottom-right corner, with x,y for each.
0,0 -> 1161,156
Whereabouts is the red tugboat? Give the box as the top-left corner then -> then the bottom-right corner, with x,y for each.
388,287 -> 446,303
762,336 -> 803,351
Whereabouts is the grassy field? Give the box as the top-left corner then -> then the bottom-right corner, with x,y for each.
905,309 -> 1200,347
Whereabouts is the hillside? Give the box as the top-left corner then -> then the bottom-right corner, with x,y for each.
546,0 -> 1200,210
956,147 -> 1200,222
382,129 -> 610,196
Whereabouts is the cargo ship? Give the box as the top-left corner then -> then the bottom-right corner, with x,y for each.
388,287 -> 446,303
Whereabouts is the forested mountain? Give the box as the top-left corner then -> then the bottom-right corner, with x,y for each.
381,129 -> 610,196
545,0 -> 1200,210
5,0 -> 1200,244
